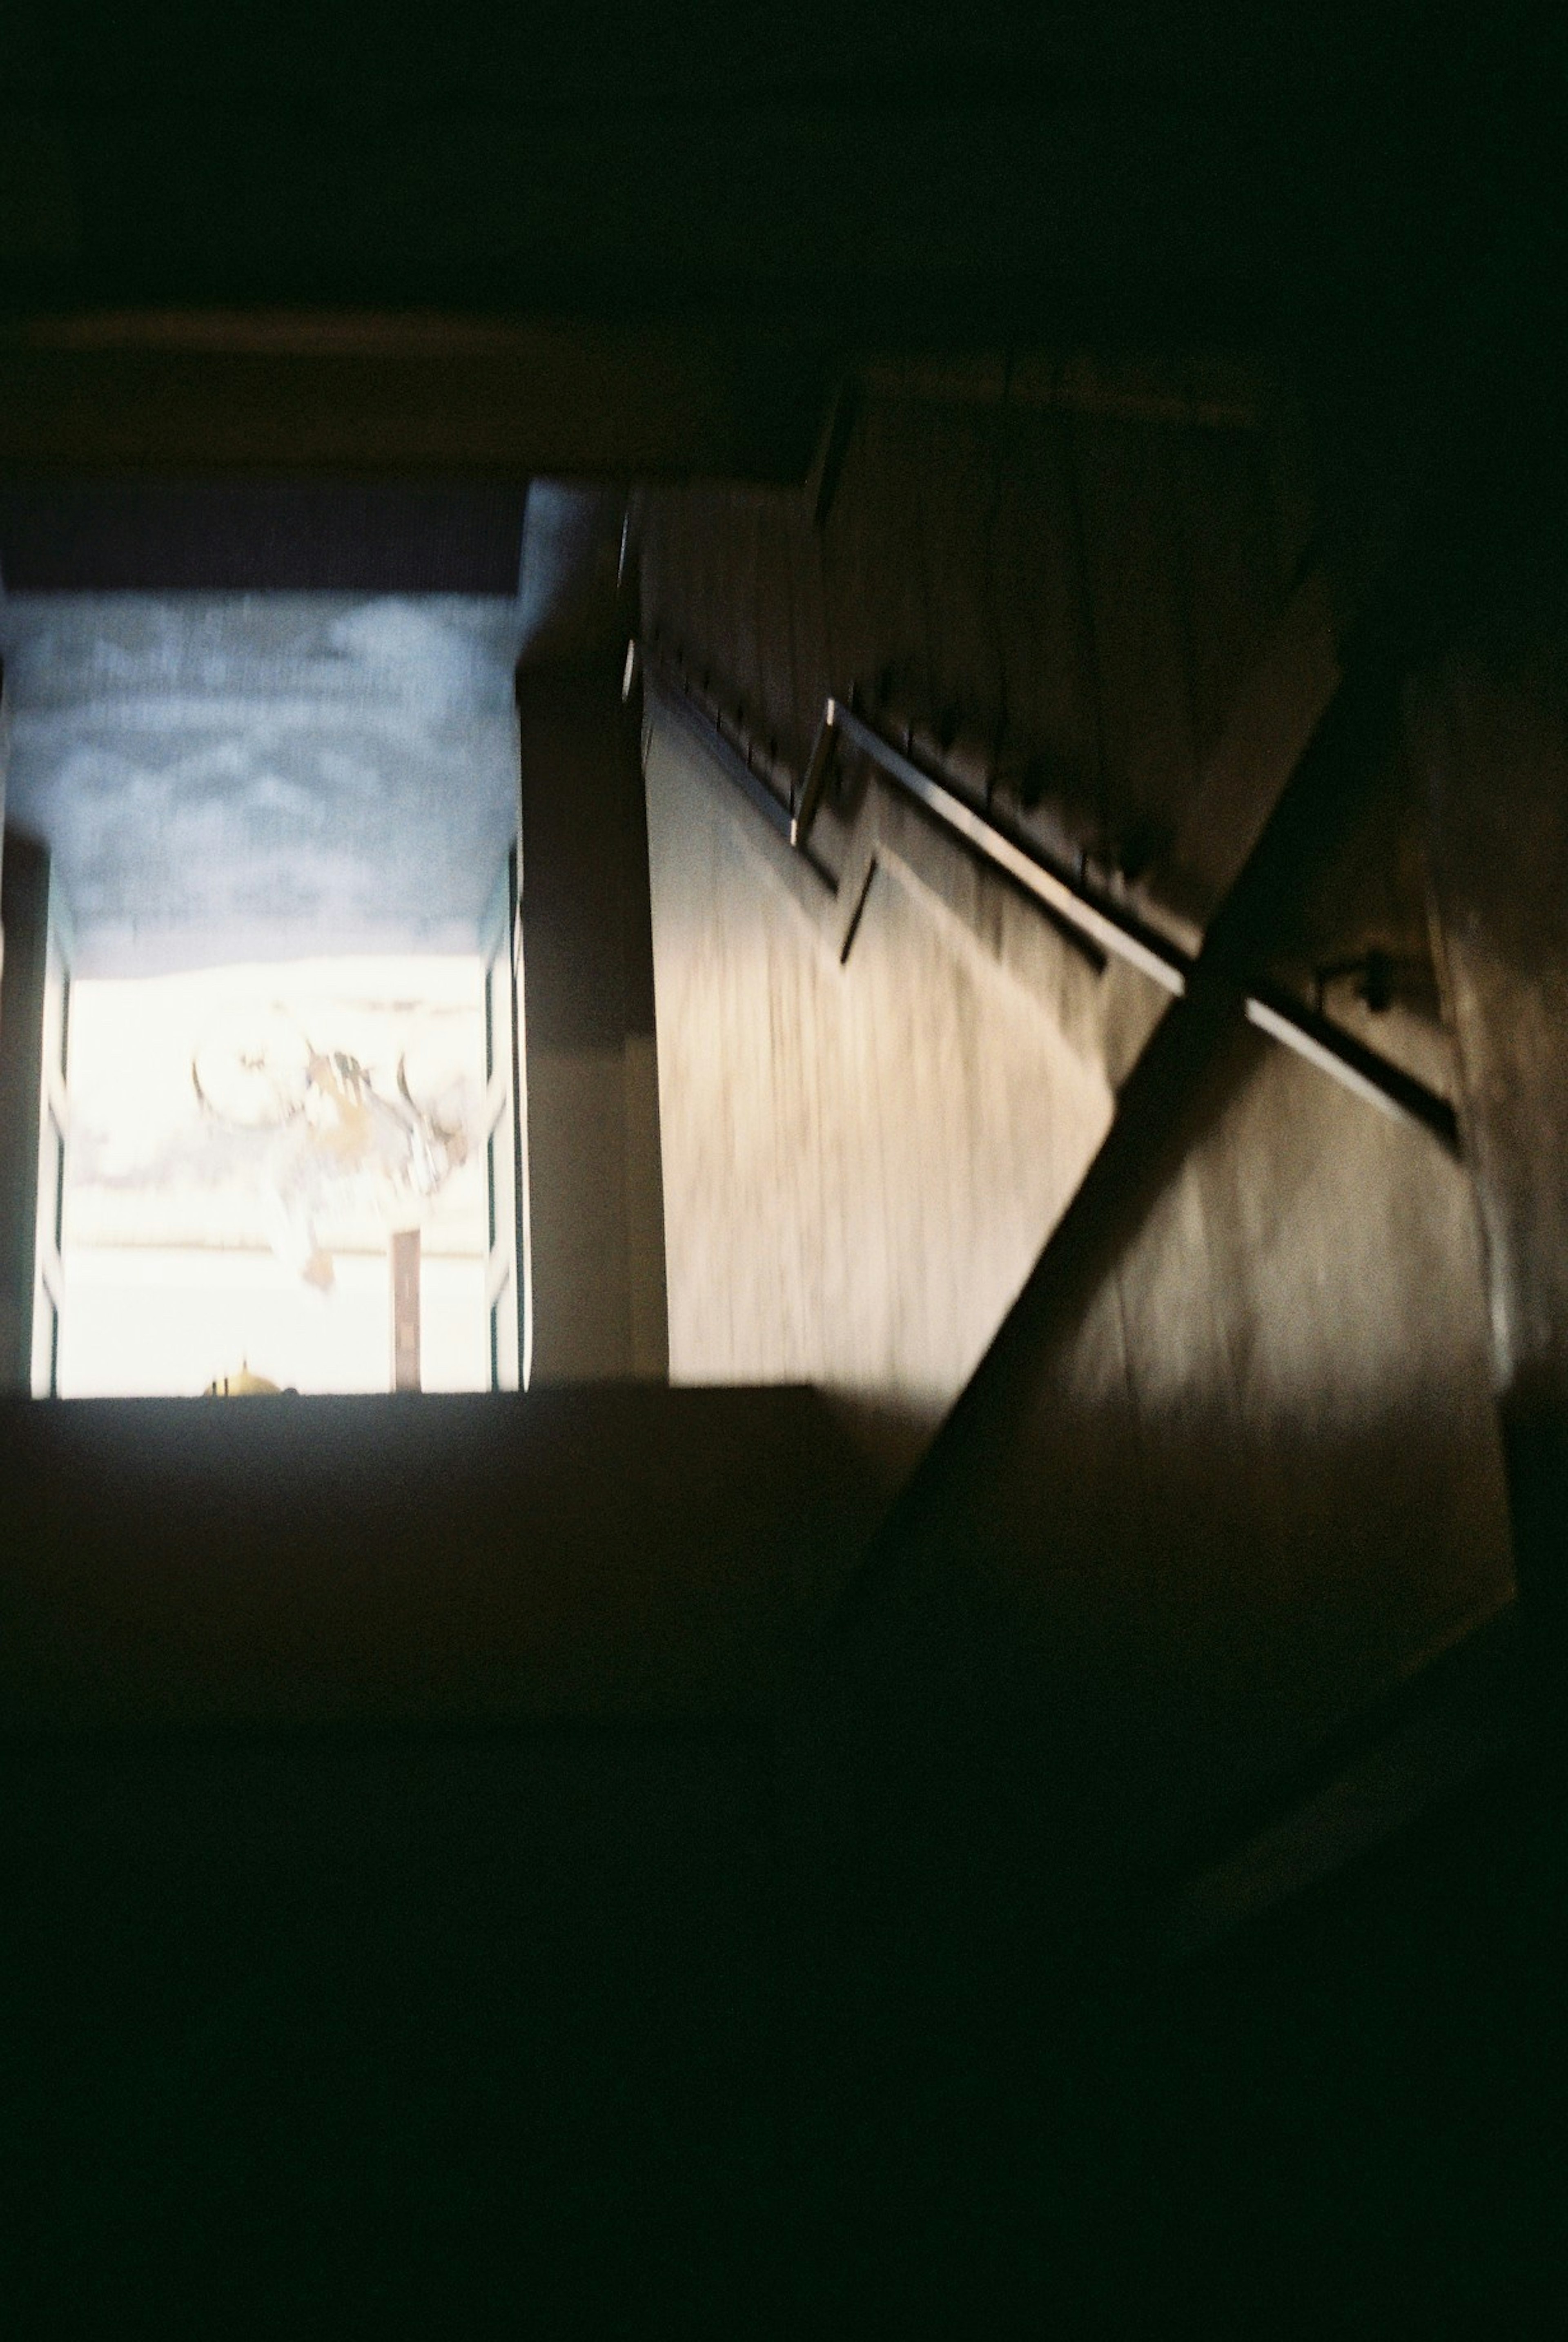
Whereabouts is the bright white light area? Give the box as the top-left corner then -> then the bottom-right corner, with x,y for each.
59,955 -> 490,1398
59,1249 -> 488,1399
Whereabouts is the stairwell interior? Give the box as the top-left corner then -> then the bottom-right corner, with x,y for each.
1,308 -> 1563,2325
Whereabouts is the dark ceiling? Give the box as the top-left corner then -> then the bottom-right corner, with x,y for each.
0,2 -> 1558,553
0,3 -> 1554,345
0,3 -> 1530,118
0,479 -> 526,593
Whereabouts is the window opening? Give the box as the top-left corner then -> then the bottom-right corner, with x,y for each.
56,953 -> 493,1397
1,591 -> 526,1398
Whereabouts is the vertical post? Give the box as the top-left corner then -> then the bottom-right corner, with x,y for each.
390,1226 -> 421,1393
0,832 -> 49,1392
513,482 -> 669,1384
481,846 -> 524,1391
31,874 -> 71,1398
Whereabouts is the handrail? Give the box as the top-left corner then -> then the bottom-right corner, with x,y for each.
639,642 -> 839,889
637,642 -> 1462,1159
820,700 -> 1190,996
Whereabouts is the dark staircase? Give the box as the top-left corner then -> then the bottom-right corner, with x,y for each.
2,1406 -> 1561,2327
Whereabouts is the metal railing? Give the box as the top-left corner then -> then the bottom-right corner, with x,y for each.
638,643 -> 1461,1158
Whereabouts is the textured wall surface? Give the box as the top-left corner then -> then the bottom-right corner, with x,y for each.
786,1014 -> 1515,1930
639,367 -> 1306,940
988,1034 -> 1511,1792
645,707 -> 1119,1472
0,594 -> 522,974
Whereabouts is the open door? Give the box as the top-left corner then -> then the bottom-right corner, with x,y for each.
481,842 -> 528,1390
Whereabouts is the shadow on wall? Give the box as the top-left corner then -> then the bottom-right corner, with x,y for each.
779,1016 -> 1514,1943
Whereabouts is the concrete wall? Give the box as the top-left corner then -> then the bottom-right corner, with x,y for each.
782,1004 -> 1515,1944
640,362 -> 1515,1929
1412,608 -> 1568,1705
633,358 -> 1336,1489
514,482 -> 669,1384
644,704 -> 1130,1480
510,482 -> 669,1377
0,1384 -> 881,1727
519,666 -> 668,1382
992,1033 -> 1508,1812
639,369 -> 1307,946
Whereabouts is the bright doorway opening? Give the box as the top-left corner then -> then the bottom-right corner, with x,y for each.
1,588 -> 527,1398
58,955 -> 492,1397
